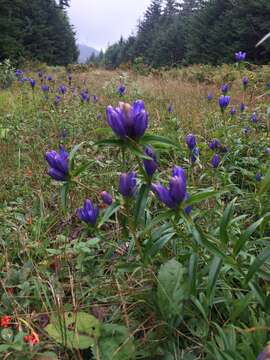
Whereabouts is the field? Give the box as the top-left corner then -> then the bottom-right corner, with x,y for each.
1,63 -> 270,359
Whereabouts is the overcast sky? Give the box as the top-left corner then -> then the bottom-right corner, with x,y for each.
68,0 -> 152,51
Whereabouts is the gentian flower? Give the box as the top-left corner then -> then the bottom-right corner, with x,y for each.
119,172 -> 137,197
58,85 -> 67,95
38,71 -> 43,78
207,93 -> 213,101
68,73 -> 72,85
106,100 -> 148,140
47,75 -> 53,81
15,69 -> 23,77
242,76 -> 249,89
93,95 -> 98,103
256,172 -> 262,182
101,191 -> 113,205
45,146 -> 69,181
151,166 -> 187,209
209,139 -> 221,151
77,199 -> 99,225
235,51 -> 246,61
191,147 -> 200,164
186,134 -> 196,151
219,95 -> 230,110
54,95 -> 61,106
168,104 -> 173,113
251,112 -> 258,123
42,85 -> 49,92
29,78 -> 36,88
230,106 -> 236,116
117,84 -> 126,96
211,154 -> 220,168
221,84 -> 229,94
80,91 -> 90,102
61,128 -> 67,138
143,146 -> 158,177
240,103 -> 245,112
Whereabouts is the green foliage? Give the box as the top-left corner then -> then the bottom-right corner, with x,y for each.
0,59 -> 15,89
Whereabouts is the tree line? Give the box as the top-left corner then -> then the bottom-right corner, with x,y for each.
0,0 -> 78,66
96,0 -> 270,68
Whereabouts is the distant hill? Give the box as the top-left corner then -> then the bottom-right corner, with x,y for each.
78,44 -> 99,63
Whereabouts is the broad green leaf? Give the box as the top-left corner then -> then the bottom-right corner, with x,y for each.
188,253 -> 198,296
245,247 -> 270,284
207,256 -> 223,303
220,198 -> 236,244
234,217 -> 265,255
134,184 -> 150,227
140,134 -> 178,148
69,142 -> 85,170
184,190 -> 218,206
95,138 -> 124,147
98,202 -> 121,228
157,259 -> 187,326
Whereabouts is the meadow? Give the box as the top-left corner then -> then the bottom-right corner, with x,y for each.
0,59 -> 270,359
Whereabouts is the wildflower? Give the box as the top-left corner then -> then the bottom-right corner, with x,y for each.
230,106 -> 236,116
45,146 -> 69,181
1,315 -> 11,328
151,166 -> 187,209
240,103 -> 245,112
219,95 -> 230,110
24,332 -> 39,345
186,134 -> 196,151
256,172 -> 262,182
47,75 -> 53,81
54,95 -> 61,106
266,83 -> 270,90
242,76 -> 249,89
106,100 -> 148,140
211,154 -> 220,168
251,112 -> 258,123
93,95 -> 98,103
77,199 -> 99,225
117,84 -> 126,96
68,73 -> 72,85
235,51 -> 246,61
15,69 -> 23,77
207,93 -> 213,101
221,84 -> 229,94
29,78 -> 36,88
58,85 -> 67,95
143,146 -> 158,177
168,104 -> 173,113
38,71 -> 43,78
191,147 -> 200,164
209,139 -> 221,151
119,172 -> 137,197
41,85 -> 49,92
80,91 -> 90,102
101,191 -> 113,205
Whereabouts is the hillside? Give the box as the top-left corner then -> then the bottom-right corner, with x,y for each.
78,44 -> 99,63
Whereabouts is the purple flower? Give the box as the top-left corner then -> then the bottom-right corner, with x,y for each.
38,71 -> 43,78
42,85 -> 49,92
251,112 -> 258,123
266,148 -> 270,155
47,75 -> 53,81
58,85 -> 67,95
93,95 -> 98,104
242,76 -> 249,89
143,146 -> 158,177
168,104 -> 173,113
256,172 -> 262,182
101,191 -> 113,205
151,166 -> 187,209
68,73 -> 72,82
230,106 -> 236,116
77,199 -> 99,225
191,147 -> 200,164
29,78 -> 36,88
256,345 -> 270,360
119,172 -> 137,197
184,194 -> 192,215
221,84 -> 229,94
186,134 -> 196,151
219,95 -> 230,110
80,91 -> 90,102
235,51 -> 246,62
211,154 -> 220,168
54,95 -> 61,106
117,84 -> 126,96
45,146 -> 69,181
106,100 -> 148,140
209,139 -> 221,151
15,69 -> 23,77
240,103 -> 246,112
207,93 -> 213,101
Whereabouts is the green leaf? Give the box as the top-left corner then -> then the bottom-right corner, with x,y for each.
140,134 -> 178,148
188,253 -> 198,296
259,168 -> 270,195
93,324 -> 135,360
234,217 -> 265,255
60,182 -> 69,210
134,184 -> 150,227
1,328 -> 13,343
220,198 -> 236,244
157,259 -> 187,326
230,293 -> 253,321
184,190 -> 218,206
69,142 -> 85,170
144,225 -> 175,258
45,312 -> 101,350
207,256 -> 223,303
245,247 -> 270,284
95,138 -> 124,147
98,202 -> 121,228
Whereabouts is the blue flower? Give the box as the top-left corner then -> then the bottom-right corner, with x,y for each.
207,93 -> 213,101
93,95 -> 98,103
77,199 -> 99,225
47,75 -> 53,81
256,172 -> 262,182
235,51 -> 246,61
143,146 -> 158,177
219,95 -> 230,110
266,148 -> 270,155
101,191 -> 113,205
211,154 -> 220,168
191,147 -> 200,164
186,134 -> 196,151
41,85 -> 49,92
242,76 -> 249,89
168,104 -> 173,113
45,146 -> 69,181
58,85 -> 67,95
29,79 -> 36,88
240,103 -> 246,112
15,69 -> 23,77
106,100 -> 148,140
230,106 -> 236,116
251,112 -> 258,123
221,84 -> 229,94
152,166 -> 187,209
54,95 -> 61,106
80,91 -> 90,102
119,172 -> 137,197
117,84 -> 126,96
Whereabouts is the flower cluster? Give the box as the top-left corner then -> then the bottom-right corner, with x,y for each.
45,146 -> 69,181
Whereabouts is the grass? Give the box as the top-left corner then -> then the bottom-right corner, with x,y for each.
0,64 -> 270,359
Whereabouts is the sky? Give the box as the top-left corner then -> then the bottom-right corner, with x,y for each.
68,0 -> 152,51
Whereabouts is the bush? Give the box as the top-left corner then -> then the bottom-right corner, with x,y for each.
0,59 -> 15,89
